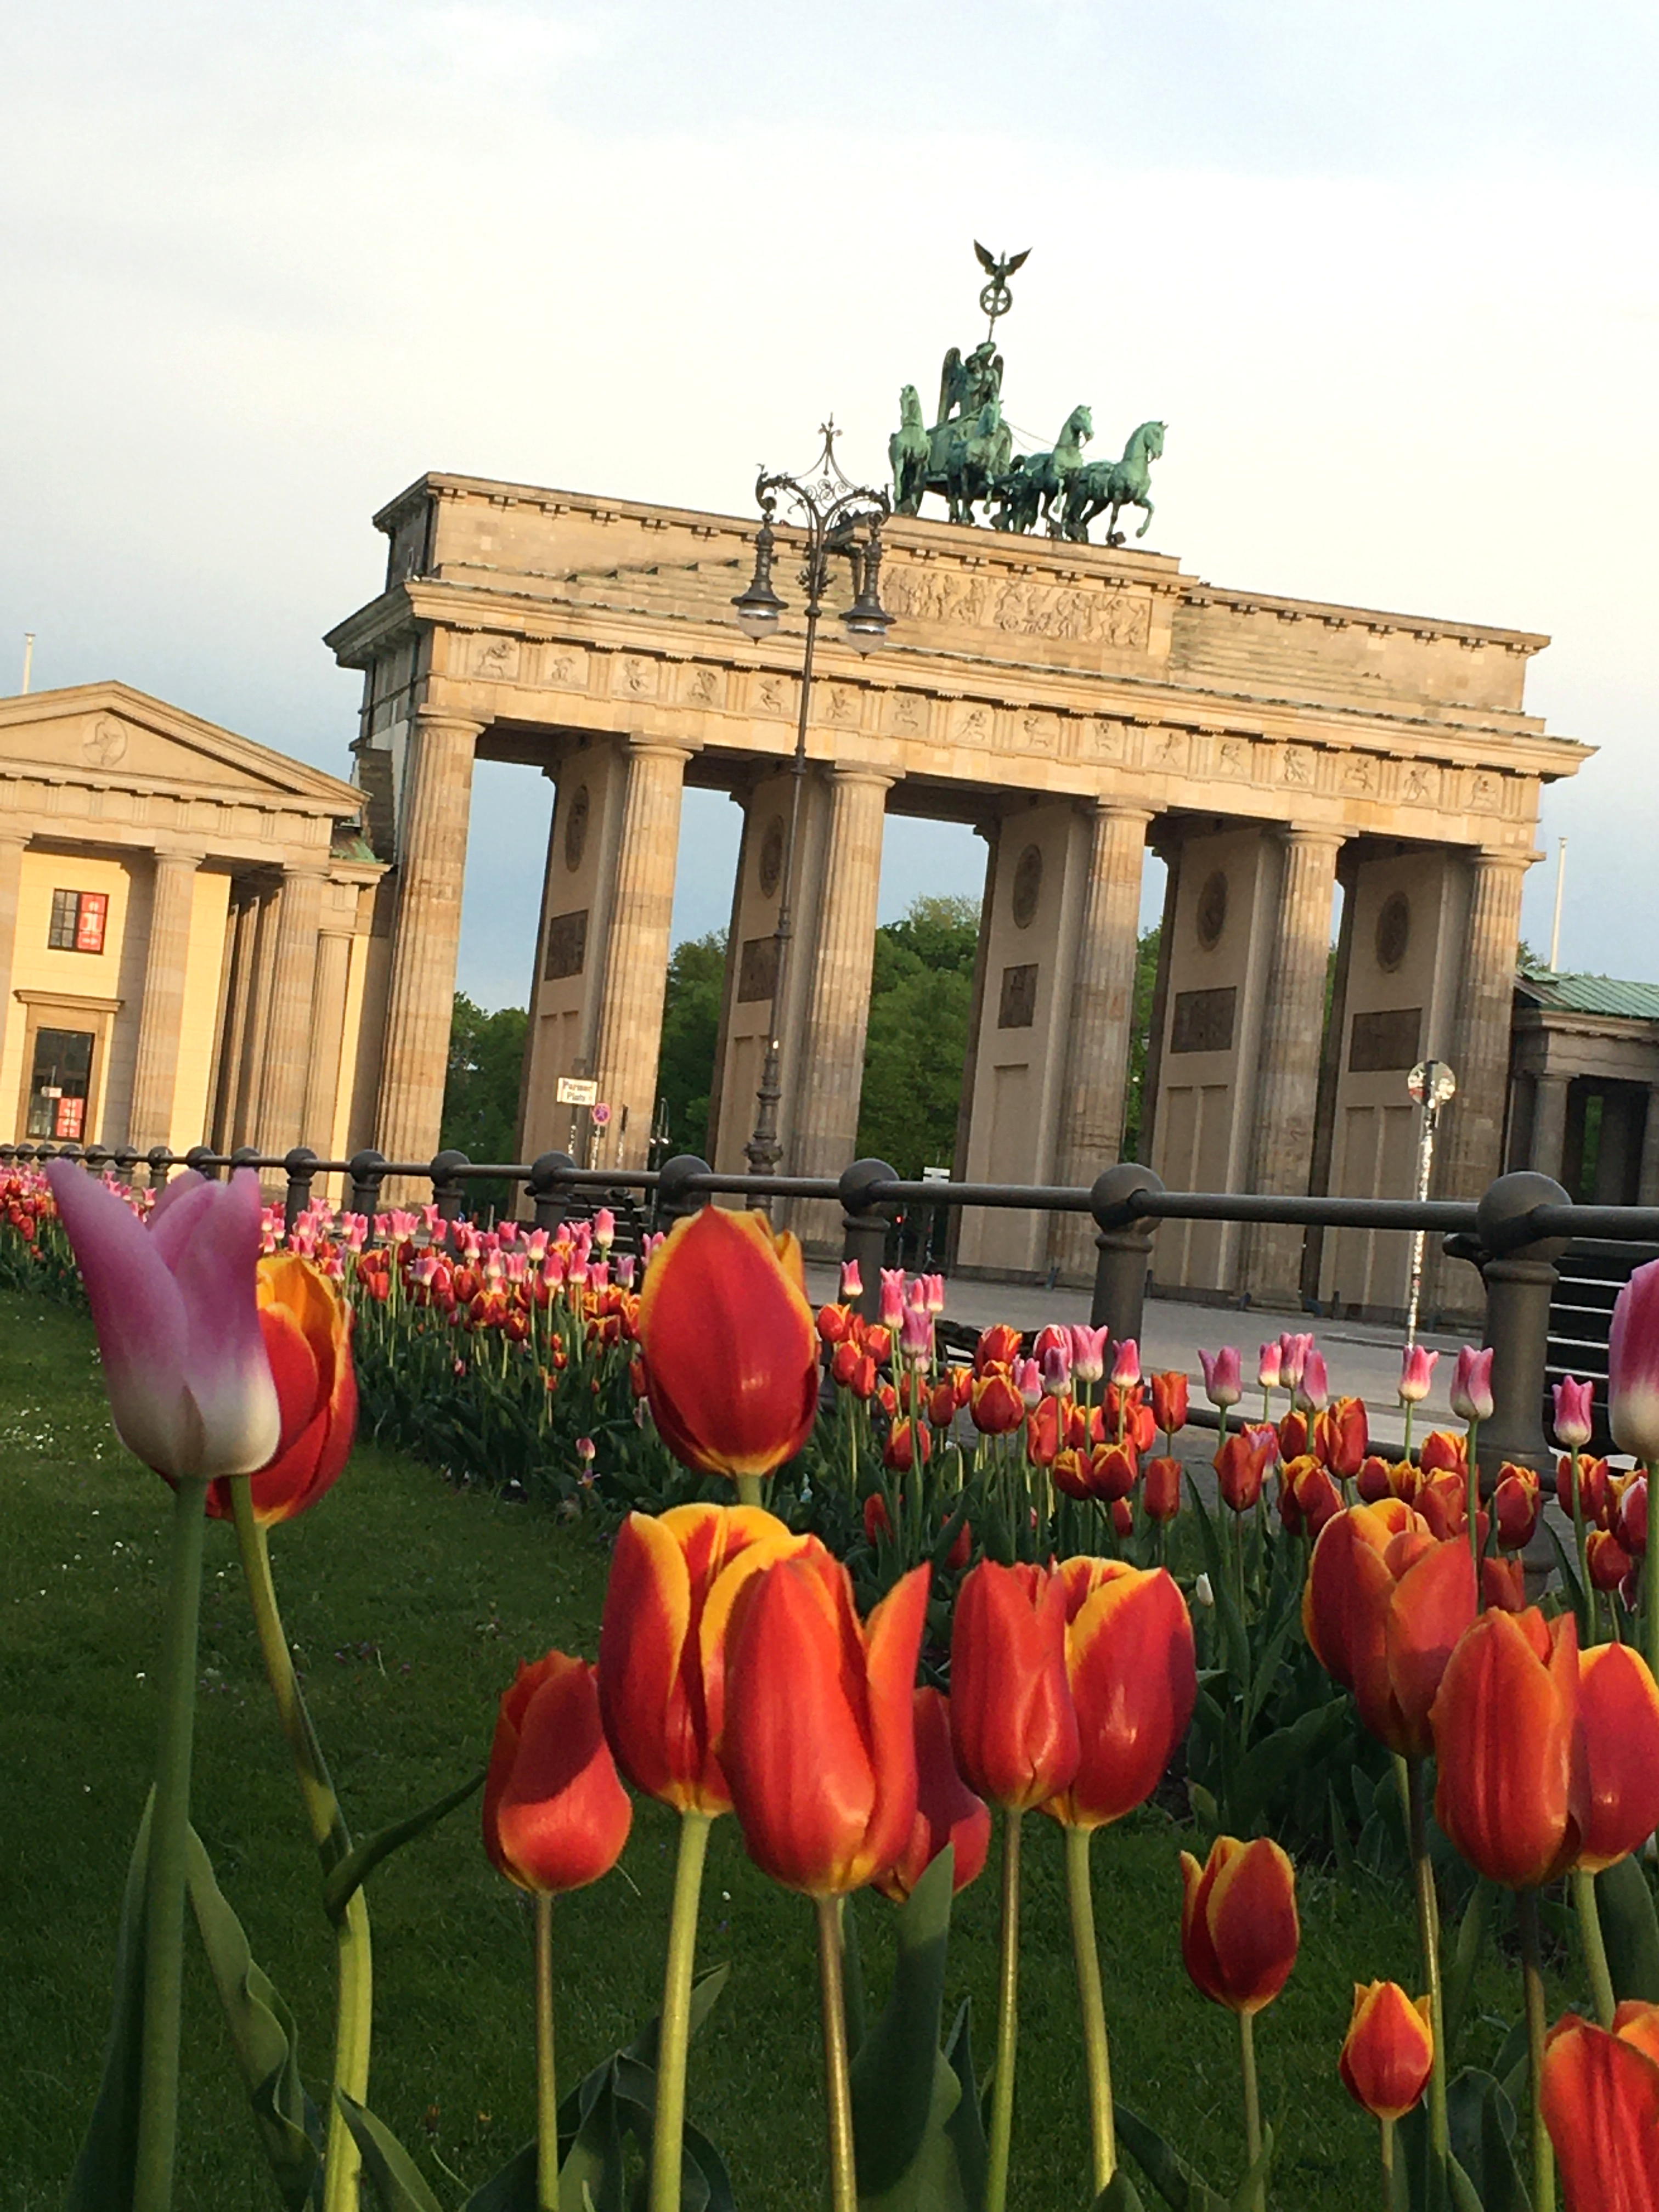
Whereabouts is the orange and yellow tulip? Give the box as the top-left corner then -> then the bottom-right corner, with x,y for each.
1216,1429 -> 1274,1514
1044,1558 -> 1195,1830
720,1549 -> 928,1897
483,1651 -> 632,1894
597,1503 -> 804,1815
1180,1835 -> 1300,2016
874,1686 -> 992,1903
1541,2004 -> 1659,2211
1314,1396 -> 1369,1480
208,1252 -> 357,1525
1150,1370 -> 1189,1437
1304,1503 -> 1477,1758
1430,1606 -> 1589,1889
950,1560 -> 1080,1812
1143,1454 -> 1183,1524
969,1366 -> 1025,1434
636,1206 -> 818,1478
1576,1641 -> 1659,1873
1339,1981 -> 1435,2121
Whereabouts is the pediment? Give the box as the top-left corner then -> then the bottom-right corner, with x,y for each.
0,683 -> 362,816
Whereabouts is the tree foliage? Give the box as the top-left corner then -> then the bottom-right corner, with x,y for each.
855,896 -> 981,1177
442,994 -> 528,1162
655,932 -> 726,1156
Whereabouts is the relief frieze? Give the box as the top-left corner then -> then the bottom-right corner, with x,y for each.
881,563 -> 1152,651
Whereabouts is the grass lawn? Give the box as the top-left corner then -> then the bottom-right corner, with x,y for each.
0,1287 -> 1552,2211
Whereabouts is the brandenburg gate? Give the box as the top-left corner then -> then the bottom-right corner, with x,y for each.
325,469 -> 1587,1317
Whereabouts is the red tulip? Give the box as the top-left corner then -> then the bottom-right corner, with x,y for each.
975,1323 -> 1023,1374
1150,1371 -> 1189,1437
1045,1558 -> 1196,1830
1587,1528 -> 1635,1595
1541,2007 -> 1659,2211
1576,1642 -> 1659,1872
1278,1455 -> 1343,1538
950,1561 -> 1080,1812
1143,1455 -> 1183,1524
1087,1441 -> 1138,1503
1277,1408 -> 1310,1462
874,1688 -> 992,1903
1304,1503 -> 1477,1758
1025,1396 -> 1062,1468
484,1651 -> 632,1894
597,1503 -> 804,1815
1339,1981 -> 1435,2121
1180,1836 -> 1299,2016
207,1253 -> 357,1525
1560,1454 -> 1612,1527
1430,1607 -> 1589,1889
864,1493 -> 892,1545
1216,1429 -> 1274,1513
884,1421 -> 929,1474
1419,1431 -> 1466,1476
1492,1466 -> 1542,1552
721,1551 -> 928,1897
1482,1555 -> 1528,1611
1618,1475 -> 1649,1556
636,1206 -> 818,1479
1314,1397 -> 1369,1480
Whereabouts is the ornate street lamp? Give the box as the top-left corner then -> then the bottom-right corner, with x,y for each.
732,420 -> 893,1181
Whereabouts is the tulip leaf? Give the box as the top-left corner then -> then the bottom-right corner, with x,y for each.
1596,1852 -> 1659,2002
1090,2171 -> 1148,2210
620,1961 -> 730,2072
1225,1700 -> 1347,1839
65,1793 -> 153,2212
1186,1485 -> 1251,1695
184,1825 -> 324,2210
1113,2101 -> 1228,2211
1227,2122 -> 1274,2212
1545,1523 -> 1592,1645
1440,1878 -> 1494,2058
321,1767 -> 486,1922
942,2001 -> 988,2210
335,2090 -> 447,2212
459,2139 -> 536,2211
850,1848 -> 959,2197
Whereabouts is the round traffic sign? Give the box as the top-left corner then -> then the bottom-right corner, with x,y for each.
1408,1060 -> 1457,1107
591,1102 -> 612,1126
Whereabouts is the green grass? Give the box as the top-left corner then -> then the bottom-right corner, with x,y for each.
0,1288 -> 1554,2212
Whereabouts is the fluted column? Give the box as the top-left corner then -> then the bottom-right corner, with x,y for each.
374,710 -> 483,1170
1239,828 -> 1342,1303
1530,1073 -> 1570,1178
127,850 -> 206,1158
210,890 -> 258,1151
590,738 -> 692,1169
301,922 -> 356,1155
1638,1089 -> 1659,1207
230,885 -> 281,1149
0,832 -> 29,1097
255,868 -> 328,1159
1049,804 -> 1152,1277
789,769 -> 891,1243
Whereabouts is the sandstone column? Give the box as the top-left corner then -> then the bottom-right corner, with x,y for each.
301,919 -> 356,1156
374,710 -> 483,1170
590,737 -> 692,1169
128,849 -> 206,1158
1049,803 -> 1152,1277
789,768 -> 891,1239
1239,828 -> 1342,1304
1530,1072 -> 1570,1178
211,891 -> 258,1151
230,884 -> 281,1149
1638,1090 -> 1659,1207
0,834 -> 29,1076
255,866 -> 328,1157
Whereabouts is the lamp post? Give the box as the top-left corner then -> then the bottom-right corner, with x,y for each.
732,420 -> 894,1183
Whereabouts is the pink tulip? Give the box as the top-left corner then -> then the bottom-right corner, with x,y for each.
46,1163 -> 279,1482
1257,1341 -> 1283,1391
1449,1346 -> 1495,1424
1199,1346 -> 1242,1410
900,1305 -> 934,1366
1296,1348 -> 1330,1414
1014,1357 -> 1043,1409
1068,1324 -> 1110,1385
589,1260 -> 611,1293
1398,1345 -> 1438,1405
1041,1344 -> 1072,1397
1279,1333 -> 1314,1390
879,1268 -> 907,1328
840,1260 -> 864,1301
1553,1376 -> 1595,1450
616,1254 -> 636,1290
1610,1259 -> 1659,1462
591,1207 -> 616,1250
1111,1338 -> 1142,1389
923,1273 -> 947,1316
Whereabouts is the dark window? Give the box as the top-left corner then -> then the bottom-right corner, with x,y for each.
48,889 -> 108,953
27,1027 -> 94,1140
1348,1007 -> 1422,1073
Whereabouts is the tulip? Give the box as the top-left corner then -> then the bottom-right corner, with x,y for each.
1618,1474 -> 1648,1556
1587,1528 -> 1634,1595
1110,1338 -> 1141,1390
1431,1606 -> 1588,1891
1014,1356 -> 1043,1408
1450,1345 -> 1496,1424
1559,1453 -> 1611,1527
1492,1465 -> 1542,1551
1180,1836 -> 1300,2016
1482,1555 -> 1528,1611
1297,1347 -> 1330,1414
636,1206 -> 819,1487
1340,1980 -> 1435,2122
1313,1395 -> 1369,1480
1215,1428 -> 1274,1514
839,1259 -> 862,1300
899,1304 -> 934,1367
1305,1504 -> 1478,1758
969,1367 -> 1024,1434
1398,1345 -> 1438,1404
864,1492 -> 892,1545
1045,1559 -> 1195,1832
1553,1377 -> 1596,1451
976,1322 -> 1023,1373
1609,1257 -> 1659,1460
1277,1406 -> 1310,1461
874,1688 -> 991,1904
833,1343 -> 878,1400
485,1651 -> 631,1893
1419,1430 -> 1466,1476
1143,1455 -> 1183,1525
879,1267 -> 907,1328
1068,1323 -> 1110,1384
1088,1441 -> 1138,1504
1041,1342 -> 1072,1396
1541,2008 -> 1659,2212
884,1421 -> 929,1474
1256,1341 -> 1282,1392
1356,1454 -> 1400,1503
1199,1345 -> 1242,1410
1279,1332 -> 1314,1391
1575,1641 -> 1659,1874
1150,1370 -> 1189,1441
1279,1456 -> 1342,1539
951,1561 -> 1079,1810
818,1302 -> 854,1346
208,1253 -> 357,1527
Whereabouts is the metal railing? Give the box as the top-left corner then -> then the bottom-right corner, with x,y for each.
7,1139 -> 1659,1482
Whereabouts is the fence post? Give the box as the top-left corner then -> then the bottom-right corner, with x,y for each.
282,1147 -> 318,1238
183,1145 -> 218,1180
83,1145 -> 111,1178
347,1149 -> 389,1223
655,1154 -> 711,1231
1472,1171 -> 1571,1484
838,1159 -> 898,1324
527,1151 -> 578,1231
430,1149 -> 471,1232
1089,1163 -> 1164,1344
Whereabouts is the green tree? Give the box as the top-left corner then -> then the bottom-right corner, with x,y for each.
656,930 -> 726,1155
1121,921 -> 1162,1163
441,994 -> 529,1214
855,895 -> 981,1176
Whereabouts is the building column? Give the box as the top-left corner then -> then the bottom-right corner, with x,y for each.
1049,803 -> 1152,1277
1239,828 -> 1343,1304
1530,1072 -> 1570,1179
590,737 -> 692,1169
300,921 -> 355,1157
256,868 -> 328,1158
127,848 -> 206,1159
230,884 -> 281,1149
0,834 -> 29,1102
789,768 -> 892,1192
211,889 -> 258,1152
1638,1089 -> 1659,1207
374,710 -> 484,1169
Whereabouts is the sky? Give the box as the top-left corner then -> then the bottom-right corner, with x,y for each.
3,2 -> 1656,1007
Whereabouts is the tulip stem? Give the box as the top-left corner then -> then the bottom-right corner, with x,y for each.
1568,1459 -> 1593,1644
815,1895 -> 858,2212
133,1475 -> 209,2212
1378,2116 -> 1395,2212
535,1894 -> 558,2211
1405,1758 -> 1451,2167
1519,1889 -> 1556,2212
1237,2008 -> 1263,2212
1570,1869 -> 1617,2029
1063,1825 -> 1115,2191
735,1474 -> 765,1510
986,1809 -> 1024,2212
1465,1417 -> 1482,1579
230,1482 -> 371,2212
649,1809 -> 712,2212
1645,1464 -> 1659,1688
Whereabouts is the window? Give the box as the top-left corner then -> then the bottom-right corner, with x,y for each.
48,889 -> 108,953
26,1028 -> 94,1140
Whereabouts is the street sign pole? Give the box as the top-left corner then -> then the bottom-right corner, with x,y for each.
1404,1059 -> 1457,1351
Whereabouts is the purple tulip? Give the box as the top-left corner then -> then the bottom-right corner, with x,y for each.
1199,1346 -> 1243,1410
900,1304 -> 934,1367
1552,1376 -> 1595,1451
1449,1345 -> 1495,1424
879,1268 -> 907,1328
1609,1258 -> 1659,1462
1296,1348 -> 1330,1413
1041,1344 -> 1073,1397
1398,1345 -> 1438,1406
47,1164 -> 279,1482
1014,1357 -> 1043,1410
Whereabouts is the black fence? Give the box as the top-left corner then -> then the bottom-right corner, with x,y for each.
7,1139 -> 1659,1482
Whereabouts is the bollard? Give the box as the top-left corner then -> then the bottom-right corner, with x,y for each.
346,1149 -> 390,1223
283,1148 -> 319,1239
655,1154 -> 712,1231
527,1151 -> 578,1232
838,1158 -> 898,1324
1088,1163 -> 1164,1345
430,1149 -> 471,1228
1472,1171 -> 1571,1485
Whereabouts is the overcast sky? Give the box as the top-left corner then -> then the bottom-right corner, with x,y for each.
4,2 -> 1655,1007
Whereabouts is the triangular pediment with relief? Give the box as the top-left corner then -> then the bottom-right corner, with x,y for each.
0,682 -> 362,815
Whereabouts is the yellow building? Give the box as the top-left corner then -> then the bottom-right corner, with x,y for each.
0,683 -> 385,1163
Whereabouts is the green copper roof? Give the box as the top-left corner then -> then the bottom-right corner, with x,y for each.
1518,972 -> 1659,1021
